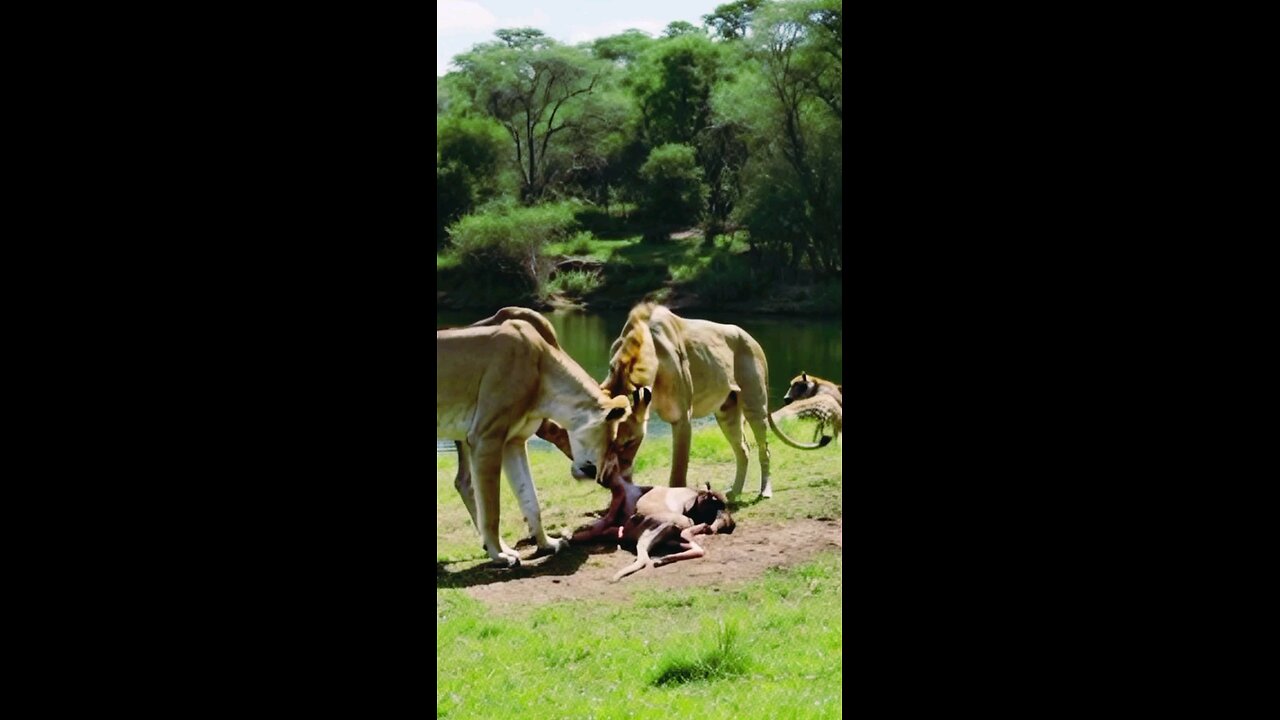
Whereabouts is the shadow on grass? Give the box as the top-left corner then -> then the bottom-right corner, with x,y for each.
436,543 -> 595,589
651,620 -> 748,686
727,494 -> 768,511
575,208 -> 646,241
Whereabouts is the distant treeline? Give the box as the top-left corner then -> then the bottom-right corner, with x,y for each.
437,0 -> 842,284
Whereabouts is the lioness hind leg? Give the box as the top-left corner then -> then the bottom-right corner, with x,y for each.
716,394 -> 751,497
472,438 -> 520,567
502,440 -> 567,556
744,414 -> 773,498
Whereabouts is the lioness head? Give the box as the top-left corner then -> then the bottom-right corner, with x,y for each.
783,371 -> 818,405
567,395 -> 632,482
600,384 -> 651,482
599,312 -> 658,481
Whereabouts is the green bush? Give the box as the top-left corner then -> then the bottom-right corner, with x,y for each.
689,252 -> 758,304
447,202 -> 581,291
638,143 -> 707,241
546,268 -> 603,297
565,231 -> 595,256
436,115 -> 509,249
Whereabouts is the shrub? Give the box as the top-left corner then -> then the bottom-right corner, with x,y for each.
651,618 -> 748,686
638,143 -> 707,241
688,252 -> 758,304
565,231 -> 595,256
546,268 -> 603,297
447,202 -> 580,291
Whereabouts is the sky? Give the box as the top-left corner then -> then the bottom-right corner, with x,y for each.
437,0 -> 730,76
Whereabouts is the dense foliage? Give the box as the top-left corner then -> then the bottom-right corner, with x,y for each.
437,0 -> 842,280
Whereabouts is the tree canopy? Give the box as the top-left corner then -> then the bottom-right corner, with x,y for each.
438,0 -> 843,278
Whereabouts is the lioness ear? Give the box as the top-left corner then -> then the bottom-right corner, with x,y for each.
604,394 -> 631,421
632,386 -> 652,407
802,371 -> 808,382
704,481 -> 712,492
837,385 -> 842,394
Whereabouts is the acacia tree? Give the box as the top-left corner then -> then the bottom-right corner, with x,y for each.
453,29 -> 607,203
703,0 -> 764,41
591,29 -> 656,67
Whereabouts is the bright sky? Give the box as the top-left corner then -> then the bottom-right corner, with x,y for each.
437,0 -> 730,76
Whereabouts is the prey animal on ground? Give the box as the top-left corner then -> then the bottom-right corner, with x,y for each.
612,483 -> 735,582
437,313 -> 631,567
600,303 -> 830,499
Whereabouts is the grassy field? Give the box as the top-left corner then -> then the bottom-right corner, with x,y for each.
437,420 -> 843,719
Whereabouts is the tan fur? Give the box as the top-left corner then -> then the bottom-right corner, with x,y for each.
437,316 -> 631,567
772,393 -> 842,447
449,310 -> 576,546
782,371 -> 842,407
602,303 -> 829,499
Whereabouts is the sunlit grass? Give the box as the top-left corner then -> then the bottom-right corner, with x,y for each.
436,422 -> 841,563
436,421 -> 842,718
436,554 -> 843,719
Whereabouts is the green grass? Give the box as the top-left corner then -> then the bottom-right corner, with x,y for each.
437,422 -> 842,719
651,617 -> 749,686
437,554 -> 842,719
437,420 -> 841,563
543,234 -> 640,262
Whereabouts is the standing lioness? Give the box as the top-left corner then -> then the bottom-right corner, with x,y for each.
601,303 -> 829,498
437,319 -> 631,567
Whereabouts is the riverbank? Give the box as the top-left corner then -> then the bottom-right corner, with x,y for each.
436,230 -> 841,316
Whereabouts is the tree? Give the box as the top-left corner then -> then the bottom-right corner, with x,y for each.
436,115 -> 508,248
453,30 -> 607,202
630,34 -> 745,241
631,34 -> 726,147
663,21 -> 703,38
591,29 -> 656,66
638,144 -> 707,241
714,0 -> 842,276
703,0 -> 765,41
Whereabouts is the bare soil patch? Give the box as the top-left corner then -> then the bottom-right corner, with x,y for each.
439,518 -> 841,609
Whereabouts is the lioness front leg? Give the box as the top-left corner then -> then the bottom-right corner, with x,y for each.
453,440 -> 479,532
669,416 -> 692,488
472,438 -> 521,567
503,440 -> 567,556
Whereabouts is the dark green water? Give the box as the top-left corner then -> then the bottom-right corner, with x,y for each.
437,308 -> 843,415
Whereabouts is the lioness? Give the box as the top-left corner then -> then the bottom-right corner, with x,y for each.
437,318 -> 631,567
783,371 -> 842,406
601,303 -> 829,499
447,308 -> 576,518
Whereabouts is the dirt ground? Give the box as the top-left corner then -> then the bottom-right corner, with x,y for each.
438,518 -> 842,609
